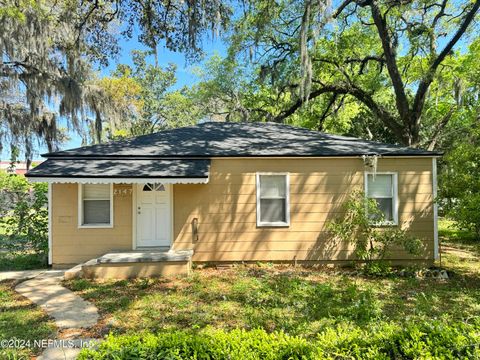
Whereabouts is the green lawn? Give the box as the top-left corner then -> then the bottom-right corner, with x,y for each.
1,219 -> 478,359
65,219 -> 480,341
0,281 -> 56,359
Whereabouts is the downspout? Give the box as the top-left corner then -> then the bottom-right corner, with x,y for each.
432,158 -> 439,261
48,183 -> 53,265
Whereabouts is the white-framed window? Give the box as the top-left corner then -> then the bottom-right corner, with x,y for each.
256,173 -> 290,227
364,172 -> 398,225
78,184 -> 113,228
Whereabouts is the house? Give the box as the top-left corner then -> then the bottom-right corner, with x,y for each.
26,122 -> 441,278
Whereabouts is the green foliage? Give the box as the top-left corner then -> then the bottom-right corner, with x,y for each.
1,0 -> 230,156
0,252 -> 47,271
317,320 -> 480,360
327,191 -> 423,268
79,329 -> 312,360
79,321 -> 480,360
0,171 -> 48,262
1,0 -> 120,156
0,168 -> 29,198
440,124 -> 480,239
93,50 -> 204,140
218,0 -> 480,147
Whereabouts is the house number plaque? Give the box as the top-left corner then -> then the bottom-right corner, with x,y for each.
114,188 -> 133,197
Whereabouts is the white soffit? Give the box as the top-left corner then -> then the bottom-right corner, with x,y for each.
28,177 -> 209,184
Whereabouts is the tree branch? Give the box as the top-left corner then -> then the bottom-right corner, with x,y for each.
369,0 -> 411,125
345,55 -> 386,74
426,107 -> 455,150
333,0 -> 355,18
412,0 -> 480,120
317,94 -> 338,130
274,82 -> 404,138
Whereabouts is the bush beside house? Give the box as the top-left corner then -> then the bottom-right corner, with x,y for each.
0,171 -> 48,269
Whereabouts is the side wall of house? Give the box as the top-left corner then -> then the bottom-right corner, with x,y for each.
173,158 -> 435,263
51,183 -> 133,266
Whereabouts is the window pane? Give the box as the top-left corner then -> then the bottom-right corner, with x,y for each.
260,199 -> 286,223
367,175 -> 392,197
84,184 -> 110,199
142,184 -> 153,191
374,198 -> 393,222
260,175 -> 286,198
84,200 -> 110,224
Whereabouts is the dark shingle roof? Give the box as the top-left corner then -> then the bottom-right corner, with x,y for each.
43,122 -> 441,158
27,159 -> 210,179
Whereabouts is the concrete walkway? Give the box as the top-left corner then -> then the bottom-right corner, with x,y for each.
0,269 -> 48,281
16,273 -> 99,329
9,270 -> 100,359
37,347 -> 83,360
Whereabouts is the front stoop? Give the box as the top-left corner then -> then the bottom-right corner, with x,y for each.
65,250 -> 193,280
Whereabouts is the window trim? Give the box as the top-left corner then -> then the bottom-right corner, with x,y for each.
78,183 -> 114,228
256,172 -> 290,227
364,172 -> 399,226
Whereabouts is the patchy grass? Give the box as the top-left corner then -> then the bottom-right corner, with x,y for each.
0,252 -> 47,271
439,218 -> 480,276
0,280 -> 56,359
65,219 -> 480,341
440,218 -> 478,244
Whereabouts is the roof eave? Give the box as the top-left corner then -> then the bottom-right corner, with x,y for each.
40,152 -> 443,160
26,175 -> 209,184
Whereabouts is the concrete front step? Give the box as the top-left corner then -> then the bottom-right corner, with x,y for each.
96,250 -> 194,263
65,250 -> 194,280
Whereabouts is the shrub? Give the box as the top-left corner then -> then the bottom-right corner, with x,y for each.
0,171 -> 48,262
327,191 -> 423,272
0,170 -> 30,212
440,124 -> 480,239
79,329 -> 314,360
79,321 -> 480,359
317,321 -> 480,359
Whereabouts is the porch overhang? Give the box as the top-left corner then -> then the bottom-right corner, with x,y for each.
26,158 -> 210,184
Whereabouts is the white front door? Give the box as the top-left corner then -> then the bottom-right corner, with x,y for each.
136,183 -> 172,248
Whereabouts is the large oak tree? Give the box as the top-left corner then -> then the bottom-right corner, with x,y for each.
228,0 -> 480,146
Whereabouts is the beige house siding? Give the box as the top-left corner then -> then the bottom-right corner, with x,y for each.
51,183 -> 133,266
51,157 -> 434,266
173,158 -> 434,263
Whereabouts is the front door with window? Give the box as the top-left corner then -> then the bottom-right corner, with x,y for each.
136,183 -> 172,248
